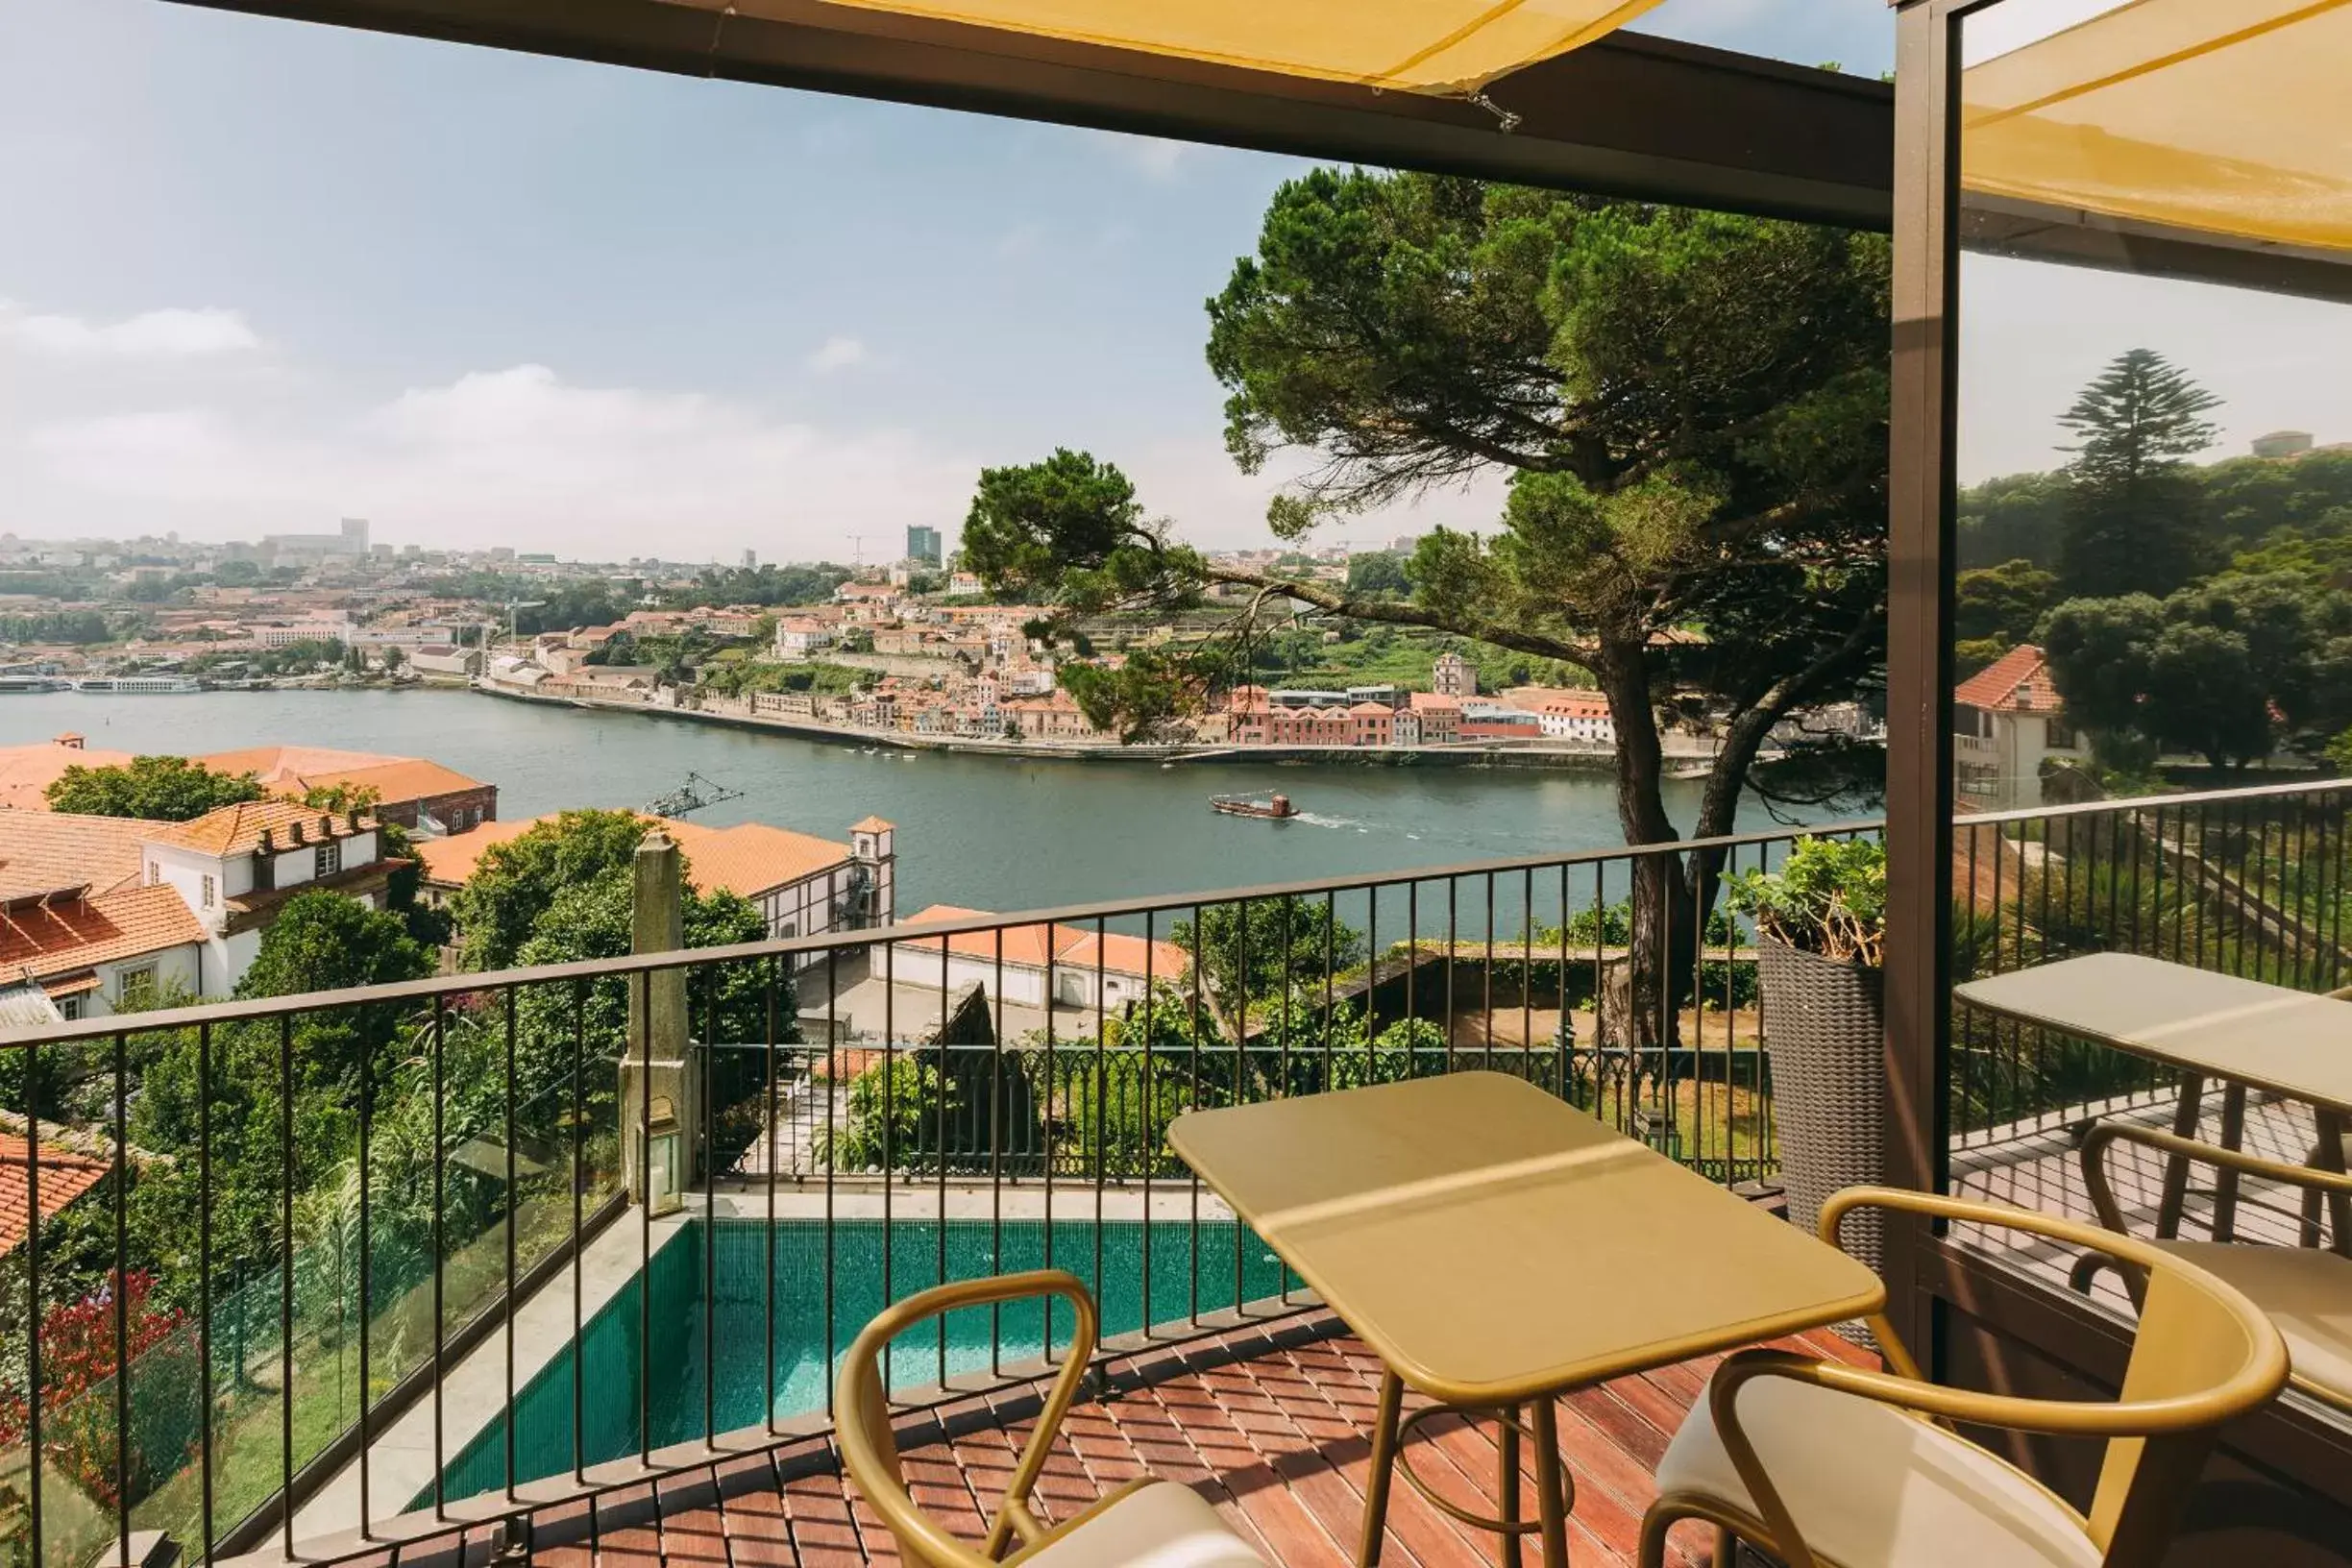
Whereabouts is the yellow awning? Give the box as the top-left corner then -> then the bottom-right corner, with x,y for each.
710,0 -> 1665,93
1963,0 -> 2352,254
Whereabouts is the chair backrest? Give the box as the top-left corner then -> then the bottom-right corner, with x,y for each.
2088,1254 -> 2279,1564
834,1269 -> 1100,1568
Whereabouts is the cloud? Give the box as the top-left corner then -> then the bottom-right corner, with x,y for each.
23,362 -> 979,559
1081,129 -> 1190,180
0,300 -> 260,357
804,335 -> 869,373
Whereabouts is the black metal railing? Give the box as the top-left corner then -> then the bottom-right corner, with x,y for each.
0,818 -> 1882,1568
1949,776 -> 2352,1149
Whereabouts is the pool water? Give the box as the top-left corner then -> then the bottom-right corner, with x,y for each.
429,1216 -> 1286,1506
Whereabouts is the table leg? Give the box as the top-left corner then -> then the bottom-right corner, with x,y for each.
2316,1109 -> 2352,1260
2153,1073 -> 2206,1242
2210,1082 -> 2247,1243
1530,1400 -> 1572,1568
1359,1368 -> 1404,1568
1499,1406 -> 1523,1568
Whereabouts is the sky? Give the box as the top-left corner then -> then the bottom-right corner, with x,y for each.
2,0 -> 2346,562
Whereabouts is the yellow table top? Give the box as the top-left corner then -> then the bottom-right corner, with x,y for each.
1956,953 -> 2352,1113
1168,1071 -> 1885,1407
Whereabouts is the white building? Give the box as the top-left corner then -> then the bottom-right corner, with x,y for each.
0,798 -> 393,1008
1507,687 -> 1617,745
891,904 -> 1190,1011
773,616 -> 837,661
1953,644 -> 2086,810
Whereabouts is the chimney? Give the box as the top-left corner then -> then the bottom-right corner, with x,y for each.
55,733 -> 84,749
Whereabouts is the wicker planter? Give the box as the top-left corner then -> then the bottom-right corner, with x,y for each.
1756,933 -> 1889,1296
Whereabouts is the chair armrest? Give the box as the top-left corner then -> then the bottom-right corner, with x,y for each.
2079,1120 -> 2352,1237
836,1269 -> 1101,1568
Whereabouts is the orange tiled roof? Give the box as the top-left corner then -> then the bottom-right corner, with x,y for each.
0,1134 -> 112,1255
894,903 -> 1189,981
1954,644 -> 2063,715
196,747 -> 487,806
414,814 -> 851,897
152,797 -> 368,857
0,812 -> 160,901
0,740 -> 138,812
0,883 -> 207,984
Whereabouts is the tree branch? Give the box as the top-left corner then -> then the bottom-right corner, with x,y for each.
1199,564 -> 1598,673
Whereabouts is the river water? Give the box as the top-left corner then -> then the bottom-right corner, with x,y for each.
4,689 -> 1817,915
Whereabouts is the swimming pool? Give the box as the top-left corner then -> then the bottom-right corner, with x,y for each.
429,1215 -> 1286,1506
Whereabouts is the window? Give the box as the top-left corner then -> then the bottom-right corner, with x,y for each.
57,995 -> 85,1022
147,860 -> 159,883
315,841 -> 342,878
201,874 -> 216,909
116,966 -> 157,1010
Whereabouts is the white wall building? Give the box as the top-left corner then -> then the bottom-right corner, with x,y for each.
891,905 -> 1190,1011
1953,644 -> 2087,810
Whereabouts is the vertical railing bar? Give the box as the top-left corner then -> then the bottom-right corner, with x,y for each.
1445,876 -> 1458,1078
823,946 -> 838,1418
431,993 -> 448,1514
636,969 -> 651,1464
991,929 -> 1005,1376
1521,867 -> 1533,1100
1482,873 -> 1495,1073
765,956 -> 780,1434
356,1008 -> 373,1534
1277,897 -> 1291,1307
1188,908 -> 1203,1326
703,967 -> 718,1445
504,986 -> 519,1500
931,930 -> 941,1382
1590,864 -> 1605,1131
1142,911 -> 1157,1335
112,1030 -> 130,1568
879,930 -> 884,1382
1232,901 -> 1247,1314
1041,930 -> 1053,1354
25,1034 -> 40,1568
1407,882 -> 1419,1075
1367,887 -> 1381,1084
199,1020 -> 214,1559
1322,892 -> 1335,1099
571,976 -> 585,1484
1557,864 -> 1570,1105
280,1011 -> 295,1556
1093,916 -> 1108,1321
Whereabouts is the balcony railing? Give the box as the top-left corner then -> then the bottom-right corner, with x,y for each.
0,777 -> 2340,1568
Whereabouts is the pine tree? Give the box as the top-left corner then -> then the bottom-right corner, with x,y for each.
2054,349 -> 2223,599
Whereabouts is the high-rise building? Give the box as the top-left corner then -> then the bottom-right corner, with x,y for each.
906,525 -> 943,566
742,549 -> 758,569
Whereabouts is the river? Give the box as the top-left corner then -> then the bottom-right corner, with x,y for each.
3,689 -> 1819,915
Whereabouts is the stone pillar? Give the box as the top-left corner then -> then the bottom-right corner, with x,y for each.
621,832 -> 697,1209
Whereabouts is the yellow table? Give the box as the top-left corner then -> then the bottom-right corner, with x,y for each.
1957,953 -> 2352,1254
1168,1071 -> 1884,1568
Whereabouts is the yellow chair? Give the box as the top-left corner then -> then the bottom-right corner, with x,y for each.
834,1269 -> 1269,1568
2078,1119 -> 2352,1415
1637,1188 -> 2288,1568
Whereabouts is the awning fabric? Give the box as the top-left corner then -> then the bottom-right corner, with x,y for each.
1963,0 -> 2352,254
710,0 -> 1665,93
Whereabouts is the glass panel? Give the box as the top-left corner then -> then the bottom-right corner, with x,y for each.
1942,1 -> 2352,1311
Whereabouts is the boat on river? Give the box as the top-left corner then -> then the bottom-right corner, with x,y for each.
1211,792 -> 1298,821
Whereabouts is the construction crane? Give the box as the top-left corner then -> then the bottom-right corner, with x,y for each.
645,772 -> 746,818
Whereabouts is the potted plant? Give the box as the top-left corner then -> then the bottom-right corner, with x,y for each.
1727,838 -> 1889,1286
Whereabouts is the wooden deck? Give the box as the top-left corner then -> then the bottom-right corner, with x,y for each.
425,1316 -> 1871,1568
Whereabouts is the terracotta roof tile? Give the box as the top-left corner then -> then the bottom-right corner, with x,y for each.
414,813 -> 852,898
152,797 -> 368,858
196,747 -> 489,806
1954,643 -> 2063,715
0,741 -> 138,812
894,903 -> 1188,981
0,1134 -> 111,1255
0,811 -> 161,900
0,884 -> 207,984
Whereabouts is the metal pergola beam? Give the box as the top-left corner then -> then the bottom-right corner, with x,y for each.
169,0 -> 1898,230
